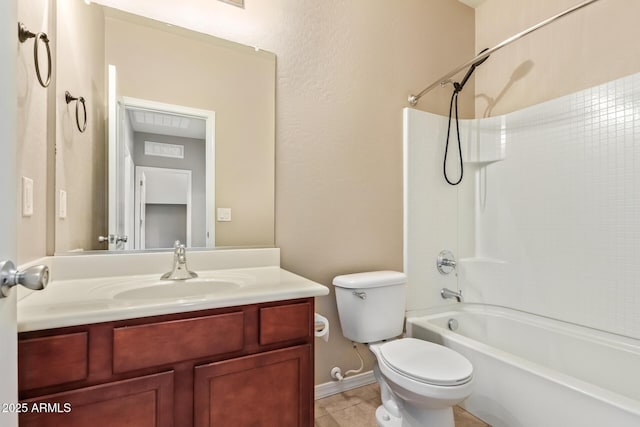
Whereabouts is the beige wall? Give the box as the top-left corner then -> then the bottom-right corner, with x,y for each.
104,12 -> 275,248
17,0 -> 54,263
270,1 -> 474,385
474,0 -> 640,116
54,0 -> 106,252
94,0 -> 475,384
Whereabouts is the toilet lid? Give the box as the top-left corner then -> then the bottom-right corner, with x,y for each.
379,338 -> 473,386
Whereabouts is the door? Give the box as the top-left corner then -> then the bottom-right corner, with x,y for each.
135,166 -> 192,249
107,65 -> 127,250
194,345 -> 312,427
0,1 -> 19,426
19,371 -> 174,427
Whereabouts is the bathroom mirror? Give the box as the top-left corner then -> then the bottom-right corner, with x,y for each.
54,1 -> 275,253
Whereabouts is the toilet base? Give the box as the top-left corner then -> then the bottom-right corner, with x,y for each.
375,405 -> 402,427
375,403 -> 455,427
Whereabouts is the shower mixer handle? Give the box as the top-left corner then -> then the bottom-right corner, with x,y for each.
440,259 -> 456,268
437,250 -> 457,275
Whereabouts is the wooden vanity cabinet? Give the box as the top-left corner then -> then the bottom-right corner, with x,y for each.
18,298 -> 315,427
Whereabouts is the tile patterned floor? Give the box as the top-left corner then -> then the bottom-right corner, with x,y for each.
315,383 -> 489,427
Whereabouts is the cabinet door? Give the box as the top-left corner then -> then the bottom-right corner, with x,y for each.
194,345 -> 312,427
19,371 -> 173,427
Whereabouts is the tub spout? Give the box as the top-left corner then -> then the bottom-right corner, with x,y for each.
441,287 -> 463,302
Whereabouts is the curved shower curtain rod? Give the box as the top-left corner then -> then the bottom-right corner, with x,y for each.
408,0 -> 602,106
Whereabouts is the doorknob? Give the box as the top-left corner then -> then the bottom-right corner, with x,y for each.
98,234 -> 128,244
0,260 -> 49,298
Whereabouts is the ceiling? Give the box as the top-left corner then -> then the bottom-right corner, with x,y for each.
458,0 -> 487,8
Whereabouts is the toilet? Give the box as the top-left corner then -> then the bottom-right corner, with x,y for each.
333,271 -> 473,427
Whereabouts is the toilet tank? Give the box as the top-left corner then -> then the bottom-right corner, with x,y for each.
333,271 -> 406,343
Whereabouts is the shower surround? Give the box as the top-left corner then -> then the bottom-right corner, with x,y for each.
404,71 -> 640,424
405,70 -> 640,339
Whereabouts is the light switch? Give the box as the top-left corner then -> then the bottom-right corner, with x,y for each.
22,177 -> 33,217
217,207 -> 232,222
59,190 -> 67,219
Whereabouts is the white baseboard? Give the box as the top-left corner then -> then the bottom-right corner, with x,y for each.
314,370 -> 376,400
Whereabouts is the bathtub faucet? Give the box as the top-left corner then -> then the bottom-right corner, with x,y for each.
441,288 -> 463,303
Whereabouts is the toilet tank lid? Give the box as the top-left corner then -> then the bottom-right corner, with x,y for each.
332,271 -> 406,289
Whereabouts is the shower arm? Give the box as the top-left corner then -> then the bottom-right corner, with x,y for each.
408,0 -> 602,106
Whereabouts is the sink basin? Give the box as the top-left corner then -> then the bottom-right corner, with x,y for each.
113,279 -> 240,301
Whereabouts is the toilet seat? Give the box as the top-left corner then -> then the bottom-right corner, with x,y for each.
378,338 -> 472,386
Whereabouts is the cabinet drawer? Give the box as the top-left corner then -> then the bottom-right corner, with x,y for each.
19,332 -> 88,391
113,312 -> 244,373
259,302 -> 312,345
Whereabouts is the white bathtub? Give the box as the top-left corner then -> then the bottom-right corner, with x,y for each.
406,304 -> 640,427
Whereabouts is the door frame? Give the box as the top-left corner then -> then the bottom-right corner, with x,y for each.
1,0 -> 18,425
107,65 -> 124,250
117,94 -> 215,248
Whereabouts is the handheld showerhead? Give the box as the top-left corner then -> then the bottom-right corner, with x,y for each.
454,48 -> 490,93
445,48 -> 491,186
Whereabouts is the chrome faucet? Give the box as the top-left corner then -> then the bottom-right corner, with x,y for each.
161,241 -> 198,280
441,288 -> 463,302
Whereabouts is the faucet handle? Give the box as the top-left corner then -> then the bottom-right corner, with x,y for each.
161,240 -> 198,280
173,240 -> 186,255
437,250 -> 457,275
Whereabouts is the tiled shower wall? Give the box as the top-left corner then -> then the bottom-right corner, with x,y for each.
405,72 -> 640,339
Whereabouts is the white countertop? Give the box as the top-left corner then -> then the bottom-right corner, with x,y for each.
18,266 -> 329,332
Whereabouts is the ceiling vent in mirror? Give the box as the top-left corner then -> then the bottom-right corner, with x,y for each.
144,141 -> 185,159
219,0 -> 244,8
